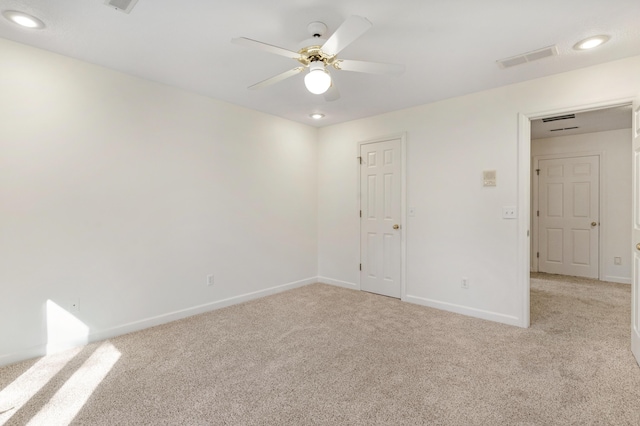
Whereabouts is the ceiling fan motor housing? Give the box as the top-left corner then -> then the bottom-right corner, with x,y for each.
297,45 -> 337,68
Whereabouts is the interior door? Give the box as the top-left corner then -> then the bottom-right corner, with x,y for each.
538,155 -> 599,278
632,95 -> 640,366
360,139 -> 402,298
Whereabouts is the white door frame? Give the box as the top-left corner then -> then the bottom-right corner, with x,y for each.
531,151 -> 605,278
357,133 -> 407,300
518,98 -> 633,328
632,95 -> 640,366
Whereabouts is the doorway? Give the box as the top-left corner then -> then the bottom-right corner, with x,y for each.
517,98 -> 640,328
519,102 -> 634,329
530,106 -> 632,284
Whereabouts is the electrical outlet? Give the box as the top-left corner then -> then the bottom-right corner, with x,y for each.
461,278 -> 469,289
614,257 -> 622,265
207,274 -> 215,287
502,206 -> 517,219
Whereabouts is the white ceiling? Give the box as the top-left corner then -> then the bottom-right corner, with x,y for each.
1,0 -> 639,127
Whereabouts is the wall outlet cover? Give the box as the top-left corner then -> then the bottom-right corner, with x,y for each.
502,206 -> 517,219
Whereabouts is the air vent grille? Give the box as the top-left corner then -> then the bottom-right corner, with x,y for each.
497,45 -> 558,69
550,127 -> 579,132
104,0 -> 139,14
542,114 -> 576,123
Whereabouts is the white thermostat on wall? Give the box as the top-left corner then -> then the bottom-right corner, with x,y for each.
483,170 -> 497,187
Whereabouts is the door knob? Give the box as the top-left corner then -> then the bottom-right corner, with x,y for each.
591,222 -> 597,227
393,224 -> 400,230
636,243 -> 640,251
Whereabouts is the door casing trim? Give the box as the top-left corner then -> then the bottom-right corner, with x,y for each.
518,97 -> 634,328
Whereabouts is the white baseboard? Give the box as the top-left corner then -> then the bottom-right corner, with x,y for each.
91,277 -> 316,343
317,276 -> 358,290
403,294 -> 523,328
318,280 -> 523,327
602,275 -> 631,285
0,277 -> 317,368
0,347 -> 49,368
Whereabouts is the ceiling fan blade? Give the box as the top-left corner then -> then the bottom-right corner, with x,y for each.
321,15 -> 372,56
324,84 -> 340,102
231,37 -> 301,59
335,59 -> 405,75
248,67 -> 304,90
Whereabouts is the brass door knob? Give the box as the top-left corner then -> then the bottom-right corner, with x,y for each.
636,243 -> 640,251
591,222 -> 598,227
393,224 -> 400,230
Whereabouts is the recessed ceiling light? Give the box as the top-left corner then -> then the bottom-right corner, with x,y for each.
573,35 -> 610,50
310,113 -> 325,120
2,10 -> 45,29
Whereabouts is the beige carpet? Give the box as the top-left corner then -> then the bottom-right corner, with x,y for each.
1,274 -> 639,425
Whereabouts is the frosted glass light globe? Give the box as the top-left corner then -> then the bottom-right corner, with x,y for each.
304,62 -> 331,95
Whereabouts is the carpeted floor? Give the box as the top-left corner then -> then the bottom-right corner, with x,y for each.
1,274 -> 639,425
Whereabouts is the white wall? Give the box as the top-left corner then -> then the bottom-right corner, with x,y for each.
3,36 -> 640,366
532,129 -> 632,283
0,38 -> 318,366
318,55 -> 640,326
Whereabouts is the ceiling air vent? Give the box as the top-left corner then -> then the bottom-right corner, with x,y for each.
104,0 -> 139,14
550,127 -> 579,132
497,45 -> 558,69
542,114 -> 576,123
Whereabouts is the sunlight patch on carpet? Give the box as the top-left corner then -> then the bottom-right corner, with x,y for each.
26,342 -> 121,425
0,347 -> 82,425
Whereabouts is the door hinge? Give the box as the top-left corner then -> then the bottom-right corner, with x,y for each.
357,156 -> 362,165
359,263 -> 362,271
537,210 -> 539,217
537,252 -> 539,258
359,210 -> 362,218
536,169 -> 540,176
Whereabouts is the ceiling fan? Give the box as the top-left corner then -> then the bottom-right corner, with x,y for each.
231,15 -> 405,101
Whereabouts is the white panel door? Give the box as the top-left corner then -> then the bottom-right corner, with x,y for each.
632,95 -> 640,367
360,139 -> 401,298
538,155 -> 599,278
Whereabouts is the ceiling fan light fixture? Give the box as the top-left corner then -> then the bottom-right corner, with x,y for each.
573,35 -> 610,50
2,10 -> 45,29
304,61 -> 331,95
